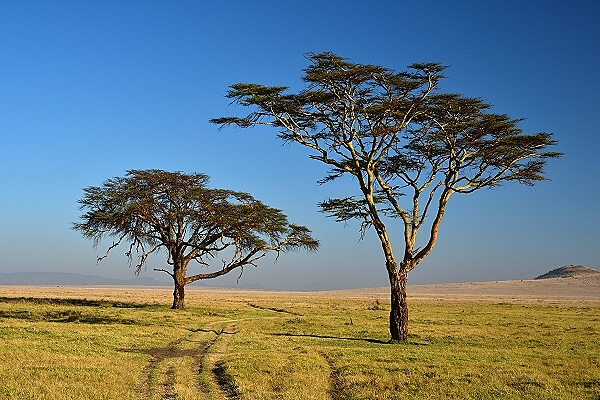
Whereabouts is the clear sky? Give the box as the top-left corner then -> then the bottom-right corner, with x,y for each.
1,1 -> 599,290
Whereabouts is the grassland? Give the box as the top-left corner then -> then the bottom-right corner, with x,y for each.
0,285 -> 599,399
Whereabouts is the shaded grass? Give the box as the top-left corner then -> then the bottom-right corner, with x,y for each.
0,289 -> 599,399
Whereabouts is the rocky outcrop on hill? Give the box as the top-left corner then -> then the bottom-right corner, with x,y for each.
535,265 -> 600,280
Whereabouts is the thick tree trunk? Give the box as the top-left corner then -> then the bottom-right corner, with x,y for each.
389,271 -> 409,342
369,209 -> 409,342
172,282 -> 185,309
171,267 -> 187,309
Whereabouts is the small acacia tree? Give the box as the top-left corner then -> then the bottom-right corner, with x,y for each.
73,169 -> 318,309
211,53 -> 561,340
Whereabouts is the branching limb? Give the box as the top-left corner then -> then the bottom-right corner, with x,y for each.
154,268 -> 174,278
96,232 -> 128,265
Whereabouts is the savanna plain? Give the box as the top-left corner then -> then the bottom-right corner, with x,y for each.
0,279 -> 599,400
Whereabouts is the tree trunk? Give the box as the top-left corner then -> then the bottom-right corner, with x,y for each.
369,208 -> 408,341
171,268 -> 186,309
389,271 -> 409,342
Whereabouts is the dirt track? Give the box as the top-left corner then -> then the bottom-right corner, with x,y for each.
1,278 -> 598,398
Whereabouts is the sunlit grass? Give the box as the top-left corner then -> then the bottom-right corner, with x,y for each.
0,289 -> 598,399
217,298 -> 600,399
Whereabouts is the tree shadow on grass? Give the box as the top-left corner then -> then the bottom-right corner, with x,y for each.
0,309 -> 136,324
273,332 -> 389,344
190,328 -> 236,335
0,297 -> 144,324
0,296 -> 150,308
273,332 -> 430,346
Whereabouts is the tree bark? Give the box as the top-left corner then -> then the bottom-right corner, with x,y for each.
389,270 -> 409,342
367,197 -> 410,342
172,280 -> 185,309
171,265 -> 187,309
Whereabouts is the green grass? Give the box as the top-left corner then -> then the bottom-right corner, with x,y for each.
0,291 -> 599,399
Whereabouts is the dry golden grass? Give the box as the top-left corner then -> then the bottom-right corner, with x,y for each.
1,281 -> 599,399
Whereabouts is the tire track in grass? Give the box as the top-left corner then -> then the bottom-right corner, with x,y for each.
212,359 -> 241,399
320,352 -> 351,400
126,313 -> 282,399
121,326 -> 234,399
161,365 -> 177,399
194,324 -> 241,399
124,335 -> 207,399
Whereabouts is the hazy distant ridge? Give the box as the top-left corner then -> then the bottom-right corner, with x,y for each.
0,272 -> 170,286
4,266 -> 598,289
0,272 -> 332,291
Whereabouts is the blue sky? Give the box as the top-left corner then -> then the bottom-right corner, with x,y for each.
1,1 -> 599,290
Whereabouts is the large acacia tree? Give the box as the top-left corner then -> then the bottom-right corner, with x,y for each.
73,169 -> 318,309
211,53 -> 561,341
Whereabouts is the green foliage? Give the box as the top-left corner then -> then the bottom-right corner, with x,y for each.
211,52 -> 561,266
73,170 -> 318,282
212,52 -> 561,339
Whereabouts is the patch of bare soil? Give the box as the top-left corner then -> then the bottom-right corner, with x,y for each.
119,325 -> 237,400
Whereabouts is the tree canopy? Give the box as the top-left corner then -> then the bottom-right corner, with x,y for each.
73,169 -> 318,308
212,52 -> 561,340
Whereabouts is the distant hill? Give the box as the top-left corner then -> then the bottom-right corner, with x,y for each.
0,272 -> 342,291
535,265 -> 600,280
0,272 -> 170,286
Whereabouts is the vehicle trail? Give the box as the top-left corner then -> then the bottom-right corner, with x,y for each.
120,323 -> 237,399
124,306 -> 285,399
